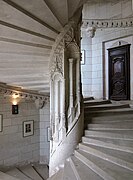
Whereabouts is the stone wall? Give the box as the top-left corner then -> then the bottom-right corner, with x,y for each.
0,94 -> 50,169
40,102 -> 50,164
81,0 -> 133,99
81,31 -> 92,97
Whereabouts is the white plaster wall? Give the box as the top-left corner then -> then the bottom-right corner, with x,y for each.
81,0 -> 133,99
0,94 -> 40,168
39,102 -> 50,164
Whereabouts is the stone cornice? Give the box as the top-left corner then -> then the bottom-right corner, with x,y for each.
82,16 -> 133,38
0,83 -> 49,108
82,16 -> 133,29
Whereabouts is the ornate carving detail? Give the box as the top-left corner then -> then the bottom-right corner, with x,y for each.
64,27 -> 74,46
51,47 -> 64,78
86,26 -> 96,38
82,16 -> 133,38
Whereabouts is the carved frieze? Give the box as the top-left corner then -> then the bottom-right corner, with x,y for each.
82,16 -> 133,38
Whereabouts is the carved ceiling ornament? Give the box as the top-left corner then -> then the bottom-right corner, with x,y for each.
82,16 -> 133,38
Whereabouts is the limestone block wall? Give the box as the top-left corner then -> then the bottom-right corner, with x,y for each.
0,94 -> 50,169
40,102 -> 50,164
81,0 -> 133,99
91,27 -> 133,99
81,31 -> 92,97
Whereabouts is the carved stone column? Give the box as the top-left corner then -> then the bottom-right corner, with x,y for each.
69,58 -> 74,123
54,80 -> 60,142
76,53 -> 81,104
60,79 -> 66,140
69,58 -> 74,108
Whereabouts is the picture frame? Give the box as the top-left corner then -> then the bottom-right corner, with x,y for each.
47,127 -> 50,142
23,120 -> 34,137
81,50 -> 85,64
0,114 -> 3,132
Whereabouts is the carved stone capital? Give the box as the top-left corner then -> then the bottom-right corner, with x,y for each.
86,26 -> 96,38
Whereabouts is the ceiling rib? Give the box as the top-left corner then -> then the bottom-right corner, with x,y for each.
2,0 -> 60,34
22,84 -> 49,89
0,51 -> 50,57
0,20 -> 55,42
0,37 -> 52,49
43,0 -> 63,27
66,0 -> 69,23
9,81 -> 49,86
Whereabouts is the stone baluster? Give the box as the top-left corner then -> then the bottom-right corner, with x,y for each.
69,58 -> 74,123
60,79 -> 66,139
76,53 -> 81,104
54,80 -> 60,141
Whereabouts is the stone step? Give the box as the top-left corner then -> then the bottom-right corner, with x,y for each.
84,99 -> 111,106
19,164 -> 43,180
83,136 -> 133,148
63,159 -> 77,180
47,169 -> 63,180
82,137 -> 133,154
5,168 -> 31,180
79,143 -> 133,171
85,103 -> 130,111
0,171 -> 20,180
70,156 -> 103,180
85,108 -> 133,117
90,118 -> 133,124
32,164 -> 49,180
75,150 -> 133,180
85,129 -> 133,140
83,97 -> 94,101
87,113 -> 133,121
87,122 -> 133,130
74,150 -> 115,180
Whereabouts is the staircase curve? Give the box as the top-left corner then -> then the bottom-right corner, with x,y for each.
47,99 -> 133,180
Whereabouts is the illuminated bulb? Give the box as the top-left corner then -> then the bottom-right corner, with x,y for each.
12,100 -> 17,105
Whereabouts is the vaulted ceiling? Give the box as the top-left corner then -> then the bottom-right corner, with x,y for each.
0,0 -> 86,94
0,0 -> 124,95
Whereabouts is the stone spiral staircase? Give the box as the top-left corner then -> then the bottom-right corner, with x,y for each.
0,164 -> 49,180
47,98 -> 133,180
0,99 -> 133,179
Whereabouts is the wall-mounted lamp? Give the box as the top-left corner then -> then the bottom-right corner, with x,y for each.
12,93 -> 19,114
12,104 -> 19,114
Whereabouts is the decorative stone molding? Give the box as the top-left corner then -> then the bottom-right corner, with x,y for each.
0,83 -> 49,108
82,16 -> 133,37
86,26 -> 96,38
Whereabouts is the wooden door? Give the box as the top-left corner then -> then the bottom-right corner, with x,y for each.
108,44 -> 130,100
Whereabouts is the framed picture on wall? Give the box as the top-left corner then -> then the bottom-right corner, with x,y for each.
81,50 -> 85,64
23,120 -> 34,137
0,114 -> 3,132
